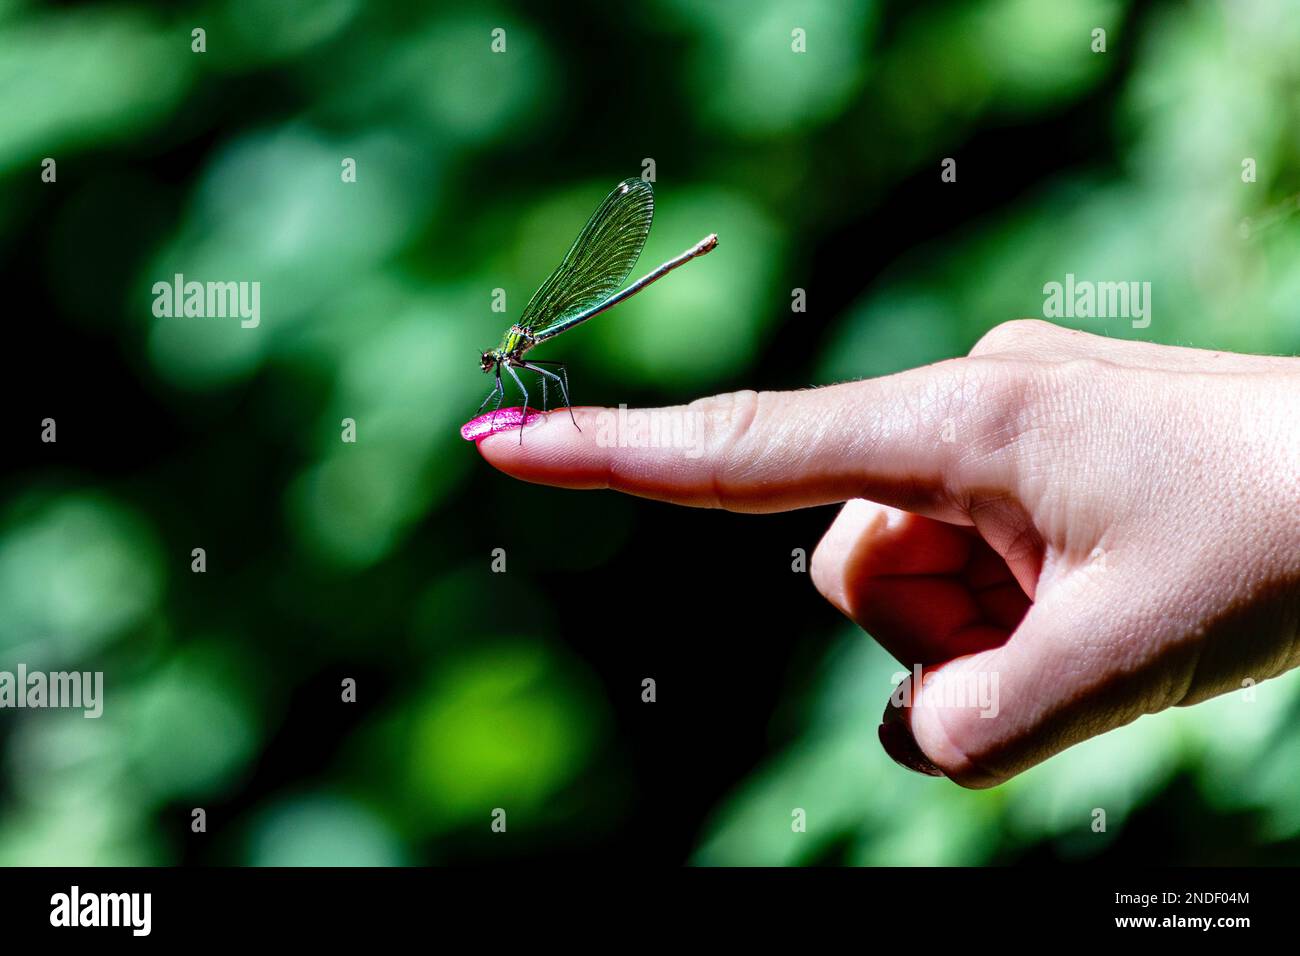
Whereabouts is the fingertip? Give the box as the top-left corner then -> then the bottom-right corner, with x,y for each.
469,407 -> 610,487
460,406 -> 544,443
903,652 -> 1014,789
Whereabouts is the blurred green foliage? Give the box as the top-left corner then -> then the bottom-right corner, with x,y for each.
1,0 -> 1297,865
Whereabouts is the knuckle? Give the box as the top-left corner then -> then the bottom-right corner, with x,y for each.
934,356 -> 1038,452
968,318 -> 1060,357
1019,356 -> 1116,428
918,357 -> 1048,513
686,390 -> 762,507
963,354 -> 1115,510
688,389 -> 762,457
809,532 -> 840,599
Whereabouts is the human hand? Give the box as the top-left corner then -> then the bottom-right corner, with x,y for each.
466,320 -> 1300,787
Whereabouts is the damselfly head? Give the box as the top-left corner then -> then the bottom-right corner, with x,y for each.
480,350 -> 498,373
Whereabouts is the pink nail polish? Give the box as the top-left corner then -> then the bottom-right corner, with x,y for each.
460,407 -> 543,442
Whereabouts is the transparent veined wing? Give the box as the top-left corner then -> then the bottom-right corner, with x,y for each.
518,178 -> 653,335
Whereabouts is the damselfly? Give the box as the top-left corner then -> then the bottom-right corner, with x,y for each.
477,177 -> 718,441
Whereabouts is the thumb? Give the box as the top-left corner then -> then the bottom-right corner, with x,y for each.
882,575 -> 1173,788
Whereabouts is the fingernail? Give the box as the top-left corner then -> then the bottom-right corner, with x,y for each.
460,407 -> 544,442
879,696 -> 944,777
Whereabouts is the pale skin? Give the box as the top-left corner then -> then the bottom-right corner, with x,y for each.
470,320 -> 1300,788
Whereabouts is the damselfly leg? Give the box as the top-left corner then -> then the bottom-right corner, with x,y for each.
503,362 -> 531,444
476,367 -> 505,424
522,360 -> 579,430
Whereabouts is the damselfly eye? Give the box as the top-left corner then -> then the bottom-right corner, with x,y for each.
480,351 -> 495,372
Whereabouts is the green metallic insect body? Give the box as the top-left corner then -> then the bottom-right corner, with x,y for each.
477,177 -> 718,440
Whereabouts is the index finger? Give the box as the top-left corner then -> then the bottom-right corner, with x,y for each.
466,359 -> 1014,515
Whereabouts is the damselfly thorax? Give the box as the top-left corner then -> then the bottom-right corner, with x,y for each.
476,177 -> 717,442
501,324 -> 537,357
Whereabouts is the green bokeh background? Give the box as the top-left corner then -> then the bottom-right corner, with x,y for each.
1,0 -> 1298,865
